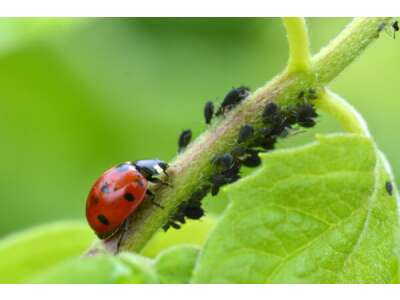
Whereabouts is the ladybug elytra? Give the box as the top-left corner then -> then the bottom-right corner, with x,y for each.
86,160 -> 168,240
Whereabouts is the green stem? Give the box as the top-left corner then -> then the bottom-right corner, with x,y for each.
86,17 -> 391,256
283,17 -> 311,74
318,89 -> 371,137
312,18 -> 389,84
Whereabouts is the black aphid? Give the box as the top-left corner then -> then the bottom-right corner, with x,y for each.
241,149 -> 262,168
259,136 -> 277,150
296,103 -> 318,128
262,102 -> 279,122
163,185 -> 209,231
204,101 -> 214,124
211,174 -> 228,196
213,153 -> 235,170
393,20 -> 399,39
210,159 -> 241,196
260,126 -> 273,137
237,124 -> 254,144
216,86 -> 251,116
386,181 -> 393,196
183,203 -> 204,220
308,88 -> 318,100
231,146 -> 247,157
298,90 -> 305,100
178,129 -> 192,152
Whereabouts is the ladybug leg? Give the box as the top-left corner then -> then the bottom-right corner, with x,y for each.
146,190 -> 164,209
116,217 -> 130,251
148,176 -> 172,187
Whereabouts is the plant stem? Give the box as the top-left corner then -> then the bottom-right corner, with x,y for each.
86,17 -> 391,255
312,18 -> 390,84
318,89 -> 371,138
283,17 -> 311,74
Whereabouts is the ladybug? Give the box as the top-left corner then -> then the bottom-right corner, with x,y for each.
86,160 -> 169,241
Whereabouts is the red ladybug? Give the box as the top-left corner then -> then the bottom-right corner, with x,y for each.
86,160 -> 168,240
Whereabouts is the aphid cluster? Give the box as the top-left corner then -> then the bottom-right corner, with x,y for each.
86,84 -> 319,248
163,86 -> 319,231
162,185 -> 209,230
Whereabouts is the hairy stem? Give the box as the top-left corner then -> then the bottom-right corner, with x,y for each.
86,17 -> 391,255
283,17 -> 311,74
312,17 -> 390,84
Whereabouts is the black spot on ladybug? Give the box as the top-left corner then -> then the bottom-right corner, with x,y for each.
92,196 -> 99,204
204,101 -> 214,124
237,124 -> 254,144
115,163 -> 130,173
100,183 -> 110,194
124,193 -> 135,202
385,181 -> 393,196
178,129 -> 192,153
97,214 -> 110,225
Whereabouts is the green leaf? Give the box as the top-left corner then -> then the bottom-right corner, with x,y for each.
28,255 -> 141,284
154,245 -> 200,283
141,216 -> 215,258
192,134 -> 399,283
0,221 -> 94,283
118,252 -> 159,283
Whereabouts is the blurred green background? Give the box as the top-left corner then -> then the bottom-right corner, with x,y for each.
0,18 -> 399,238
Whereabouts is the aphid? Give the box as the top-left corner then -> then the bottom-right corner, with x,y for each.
307,88 -> 318,100
211,174 -> 228,196
222,162 -> 241,183
297,118 -> 316,128
183,203 -> 204,220
393,20 -> 399,39
260,136 -> 277,150
295,103 -> 318,128
163,221 -> 181,231
241,149 -> 262,168
210,159 -> 241,196
385,181 -> 393,196
213,153 -> 235,170
178,129 -> 192,152
298,90 -> 305,100
282,105 -> 298,126
216,86 -> 251,116
260,126 -> 273,138
86,160 -> 169,245
237,124 -> 254,144
204,101 -> 214,125
163,185 -> 209,231
231,146 -> 247,157
262,102 -> 279,122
